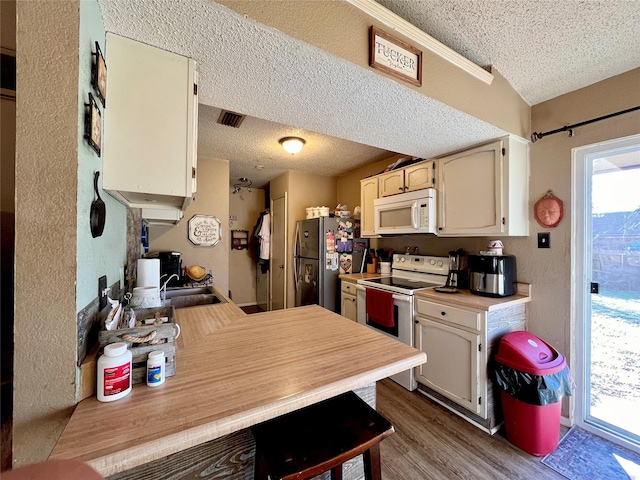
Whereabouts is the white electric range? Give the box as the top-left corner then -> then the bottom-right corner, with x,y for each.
356,254 -> 448,390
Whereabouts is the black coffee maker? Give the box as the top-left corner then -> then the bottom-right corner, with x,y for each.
445,249 -> 469,289
147,251 -> 183,287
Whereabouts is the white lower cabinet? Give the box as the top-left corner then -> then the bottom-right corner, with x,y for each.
340,282 -> 357,321
415,316 -> 483,416
414,296 -> 526,433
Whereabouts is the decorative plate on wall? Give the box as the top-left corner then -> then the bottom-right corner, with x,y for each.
534,191 -> 564,228
188,214 -> 221,246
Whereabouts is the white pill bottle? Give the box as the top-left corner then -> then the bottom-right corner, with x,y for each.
146,350 -> 165,387
97,342 -> 132,402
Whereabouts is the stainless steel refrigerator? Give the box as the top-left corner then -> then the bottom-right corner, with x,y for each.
294,217 -> 369,312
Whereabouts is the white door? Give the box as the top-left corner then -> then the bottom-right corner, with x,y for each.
270,194 -> 287,310
573,134 -> 640,454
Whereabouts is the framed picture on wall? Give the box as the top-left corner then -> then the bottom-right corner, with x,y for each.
84,92 -> 101,156
91,41 -> 107,107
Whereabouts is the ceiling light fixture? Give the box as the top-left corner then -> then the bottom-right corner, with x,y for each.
232,177 -> 252,194
279,137 -> 306,154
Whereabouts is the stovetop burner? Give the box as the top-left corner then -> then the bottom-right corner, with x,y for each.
364,277 -> 440,291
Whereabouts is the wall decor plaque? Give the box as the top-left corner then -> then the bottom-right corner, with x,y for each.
188,215 -> 221,246
534,190 -> 564,228
369,26 -> 422,86
91,41 -> 107,107
84,92 -> 101,156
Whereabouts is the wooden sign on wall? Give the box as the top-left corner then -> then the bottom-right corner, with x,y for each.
369,26 -> 422,86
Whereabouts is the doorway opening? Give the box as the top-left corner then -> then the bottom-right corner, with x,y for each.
573,134 -> 640,454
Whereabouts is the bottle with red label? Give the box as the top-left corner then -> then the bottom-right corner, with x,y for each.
97,342 -> 132,402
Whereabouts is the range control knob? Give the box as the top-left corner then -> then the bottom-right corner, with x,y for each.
399,257 -> 406,262
437,261 -> 444,267
429,259 -> 436,265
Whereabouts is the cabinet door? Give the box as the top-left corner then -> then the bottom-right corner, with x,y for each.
103,33 -> 197,209
415,316 -> 482,415
341,292 -> 357,321
404,163 -> 433,192
360,177 -> 378,237
437,140 -> 503,235
378,170 -> 405,197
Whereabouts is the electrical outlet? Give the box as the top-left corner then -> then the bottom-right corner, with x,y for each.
538,232 -> 550,248
98,275 -> 108,310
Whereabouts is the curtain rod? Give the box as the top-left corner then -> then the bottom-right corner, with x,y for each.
530,105 -> 640,143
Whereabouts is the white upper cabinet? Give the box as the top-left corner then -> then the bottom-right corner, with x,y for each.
360,176 -> 379,237
436,135 -> 529,236
102,33 -> 198,211
378,162 -> 434,197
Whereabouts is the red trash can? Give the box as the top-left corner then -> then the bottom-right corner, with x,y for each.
494,331 -> 572,456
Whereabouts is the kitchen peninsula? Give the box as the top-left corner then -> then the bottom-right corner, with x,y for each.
50,296 -> 426,478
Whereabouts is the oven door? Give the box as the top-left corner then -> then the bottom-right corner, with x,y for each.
356,285 -> 417,391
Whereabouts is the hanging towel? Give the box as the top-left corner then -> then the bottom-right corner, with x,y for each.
366,288 -> 395,328
259,213 -> 270,261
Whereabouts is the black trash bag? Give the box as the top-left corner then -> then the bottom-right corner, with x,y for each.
494,364 -> 573,406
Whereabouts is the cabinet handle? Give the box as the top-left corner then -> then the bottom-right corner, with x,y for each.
398,187 -> 404,191
441,311 -> 446,316
192,167 -> 197,178
404,186 -> 409,190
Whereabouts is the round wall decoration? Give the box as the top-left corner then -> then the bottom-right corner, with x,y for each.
534,190 -> 564,228
188,215 -> 221,246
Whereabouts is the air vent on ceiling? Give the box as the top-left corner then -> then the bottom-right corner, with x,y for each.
217,110 -> 246,128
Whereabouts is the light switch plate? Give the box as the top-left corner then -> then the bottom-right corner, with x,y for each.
538,232 -> 550,248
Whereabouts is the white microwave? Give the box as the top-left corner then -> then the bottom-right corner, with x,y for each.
373,188 -> 436,234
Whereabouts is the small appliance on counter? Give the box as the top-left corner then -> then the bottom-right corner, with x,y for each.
468,253 -> 517,297
446,248 -> 468,289
146,251 -> 183,287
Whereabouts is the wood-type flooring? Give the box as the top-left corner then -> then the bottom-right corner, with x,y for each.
376,379 -> 567,479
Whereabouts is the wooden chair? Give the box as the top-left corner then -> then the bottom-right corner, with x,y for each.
251,391 -> 394,480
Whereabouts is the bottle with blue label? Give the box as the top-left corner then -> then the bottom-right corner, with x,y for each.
146,350 -> 165,387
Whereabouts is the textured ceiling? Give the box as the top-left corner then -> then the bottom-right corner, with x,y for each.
97,0 -> 640,188
378,0 -> 640,106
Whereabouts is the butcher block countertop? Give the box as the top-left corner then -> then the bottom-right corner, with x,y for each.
415,283 -> 531,311
50,304 -> 426,476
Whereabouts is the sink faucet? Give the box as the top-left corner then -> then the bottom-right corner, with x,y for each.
160,274 -> 180,302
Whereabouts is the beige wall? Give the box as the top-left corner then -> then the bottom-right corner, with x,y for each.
270,170 -> 337,308
150,159 -> 230,296
14,1 -> 80,465
229,188 -> 267,304
219,0 -> 530,138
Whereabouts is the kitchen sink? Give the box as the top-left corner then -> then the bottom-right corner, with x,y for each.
163,286 -> 226,308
